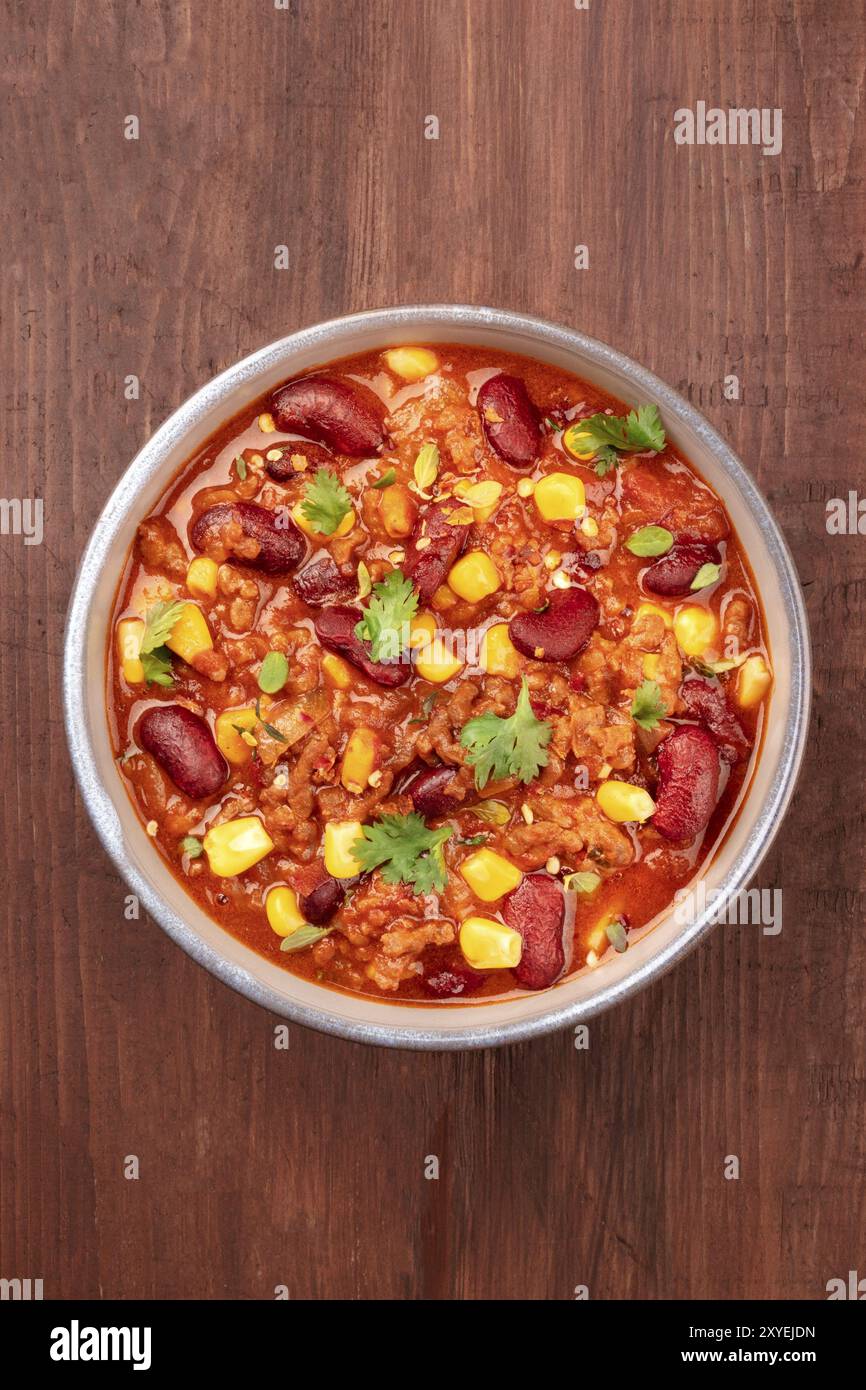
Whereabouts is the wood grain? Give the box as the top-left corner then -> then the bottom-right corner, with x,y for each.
1,0 -> 864,1300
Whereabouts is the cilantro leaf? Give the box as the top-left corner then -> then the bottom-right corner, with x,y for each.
140,647 -> 175,687
354,568 -> 418,661
180,836 -> 203,858
690,562 -> 722,591
258,650 -> 289,694
352,812 -> 451,894
140,599 -> 186,654
460,677 -> 551,789
371,468 -> 397,490
576,405 -> 666,456
630,679 -> 668,731
592,445 -> 620,477
299,468 -> 353,536
625,525 -> 674,557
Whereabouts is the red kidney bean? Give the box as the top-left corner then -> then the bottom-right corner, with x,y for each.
679,678 -> 750,765
293,555 -> 354,607
477,374 -> 541,469
652,725 -> 720,842
189,500 -> 305,574
405,765 -> 463,819
138,704 -> 227,800
509,586 -> 599,661
270,376 -> 387,456
424,958 -> 485,998
265,440 -> 333,482
314,604 -> 410,687
299,875 -> 345,924
643,539 -> 722,597
401,500 -> 470,602
503,873 -> 566,990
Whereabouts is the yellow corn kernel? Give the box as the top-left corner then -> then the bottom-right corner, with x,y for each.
340,726 -> 380,793
409,612 -> 437,648
203,816 -> 274,877
258,412 -> 277,433
561,425 -> 598,461
642,652 -> 661,680
454,478 -> 503,523
459,848 -> 523,902
430,584 -> 457,612
185,555 -> 219,599
383,346 -> 439,381
379,483 -> 416,539
533,471 -> 587,522
415,634 -> 463,684
517,477 -> 536,498
459,916 -> 523,970
580,515 -> 599,538
291,501 -> 355,540
636,601 -> 674,630
322,652 -> 354,690
481,622 -> 520,678
164,602 -> 213,664
117,617 -> 145,684
266,886 -> 307,938
447,550 -> 501,603
215,707 -> 257,766
736,654 -> 772,709
673,605 -> 720,658
596,780 -> 656,824
324,820 -> 365,878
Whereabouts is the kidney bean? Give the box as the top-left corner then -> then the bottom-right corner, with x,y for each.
643,539 -> 722,597
300,875 -> 345,924
477,374 -> 541,469
270,376 -> 387,456
189,500 -> 305,575
509,586 -> 599,662
652,725 -> 720,842
679,678 -> 750,765
405,765 -> 463,818
424,959 -> 485,998
293,555 -> 354,607
401,500 -> 470,602
138,704 -> 228,800
503,873 -> 566,990
265,440 -> 333,482
314,604 -> 410,687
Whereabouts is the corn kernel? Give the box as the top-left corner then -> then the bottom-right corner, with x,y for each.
215,706 -> 258,765
415,634 -> 463,684
517,478 -> 536,498
409,612 -> 437,648
642,652 -> 660,679
534,471 -> 587,522
165,602 -> 213,664
459,848 -> 523,902
266,886 -> 307,938
340,726 -> 380,793
447,550 -> 501,602
258,412 -> 277,433
673,605 -> 720,658
322,653 -> 354,690
379,483 -> 416,538
117,617 -> 145,684
454,479 -> 503,523
596,780 -> 656,824
430,584 -> 457,612
383,346 -> 439,381
324,820 -> 365,878
291,501 -> 356,540
636,601 -> 674,630
459,916 -> 523,970
580,515 -> 599,538
736,654 -> 772,709
544,549 -> 562,570
203,816 -> 274,877
186,556 -> 219,600
481,622 -> 520,678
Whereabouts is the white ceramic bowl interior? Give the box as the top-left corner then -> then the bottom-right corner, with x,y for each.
64,306 -> 810,1048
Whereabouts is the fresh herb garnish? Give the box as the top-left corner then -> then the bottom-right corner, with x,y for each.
690,562 -> 722,591
354,568 -> 418,662
563,870 -> 601,894
258,650 -> 289,694
357,560 -> 372,599
235,454 -> 248,481
412,442 -> 440,494
565,406 -> 666,477
630,679 -> 668,731
299,468 -> 353,536
591,446 -> 621,477
372,468 -> 397,490
460,677 -> 551,789
255,696 -> 288,743
605,918 -> 629,953
471,798 -> 511,826
180,836 -> 204,858
625,524 -> 674,557
141,599 -> 186,654
280,924 -> 334,953
352,812 -> 451,894
140,649 -> 175,687
456,833 -> 488,846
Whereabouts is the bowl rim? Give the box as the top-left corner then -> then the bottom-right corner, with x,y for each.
63,303 -> 811,1049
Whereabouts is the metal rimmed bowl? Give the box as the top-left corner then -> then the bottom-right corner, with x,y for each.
63,306 -> 811,1049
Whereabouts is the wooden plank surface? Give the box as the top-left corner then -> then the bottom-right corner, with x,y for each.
2,0 -> 864,1300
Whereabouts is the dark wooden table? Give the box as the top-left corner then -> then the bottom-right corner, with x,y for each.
3,0 -> 863,1300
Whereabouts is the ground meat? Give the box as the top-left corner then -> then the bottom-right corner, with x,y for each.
136,516 -> 188,580
189,647 -> 229,682
337,879 -> 426,947
365,917 -> 457,992
570,701 -> 635,775
217,563 -> 260,632
721,594 -> 754,650
508,791 -> 633,870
